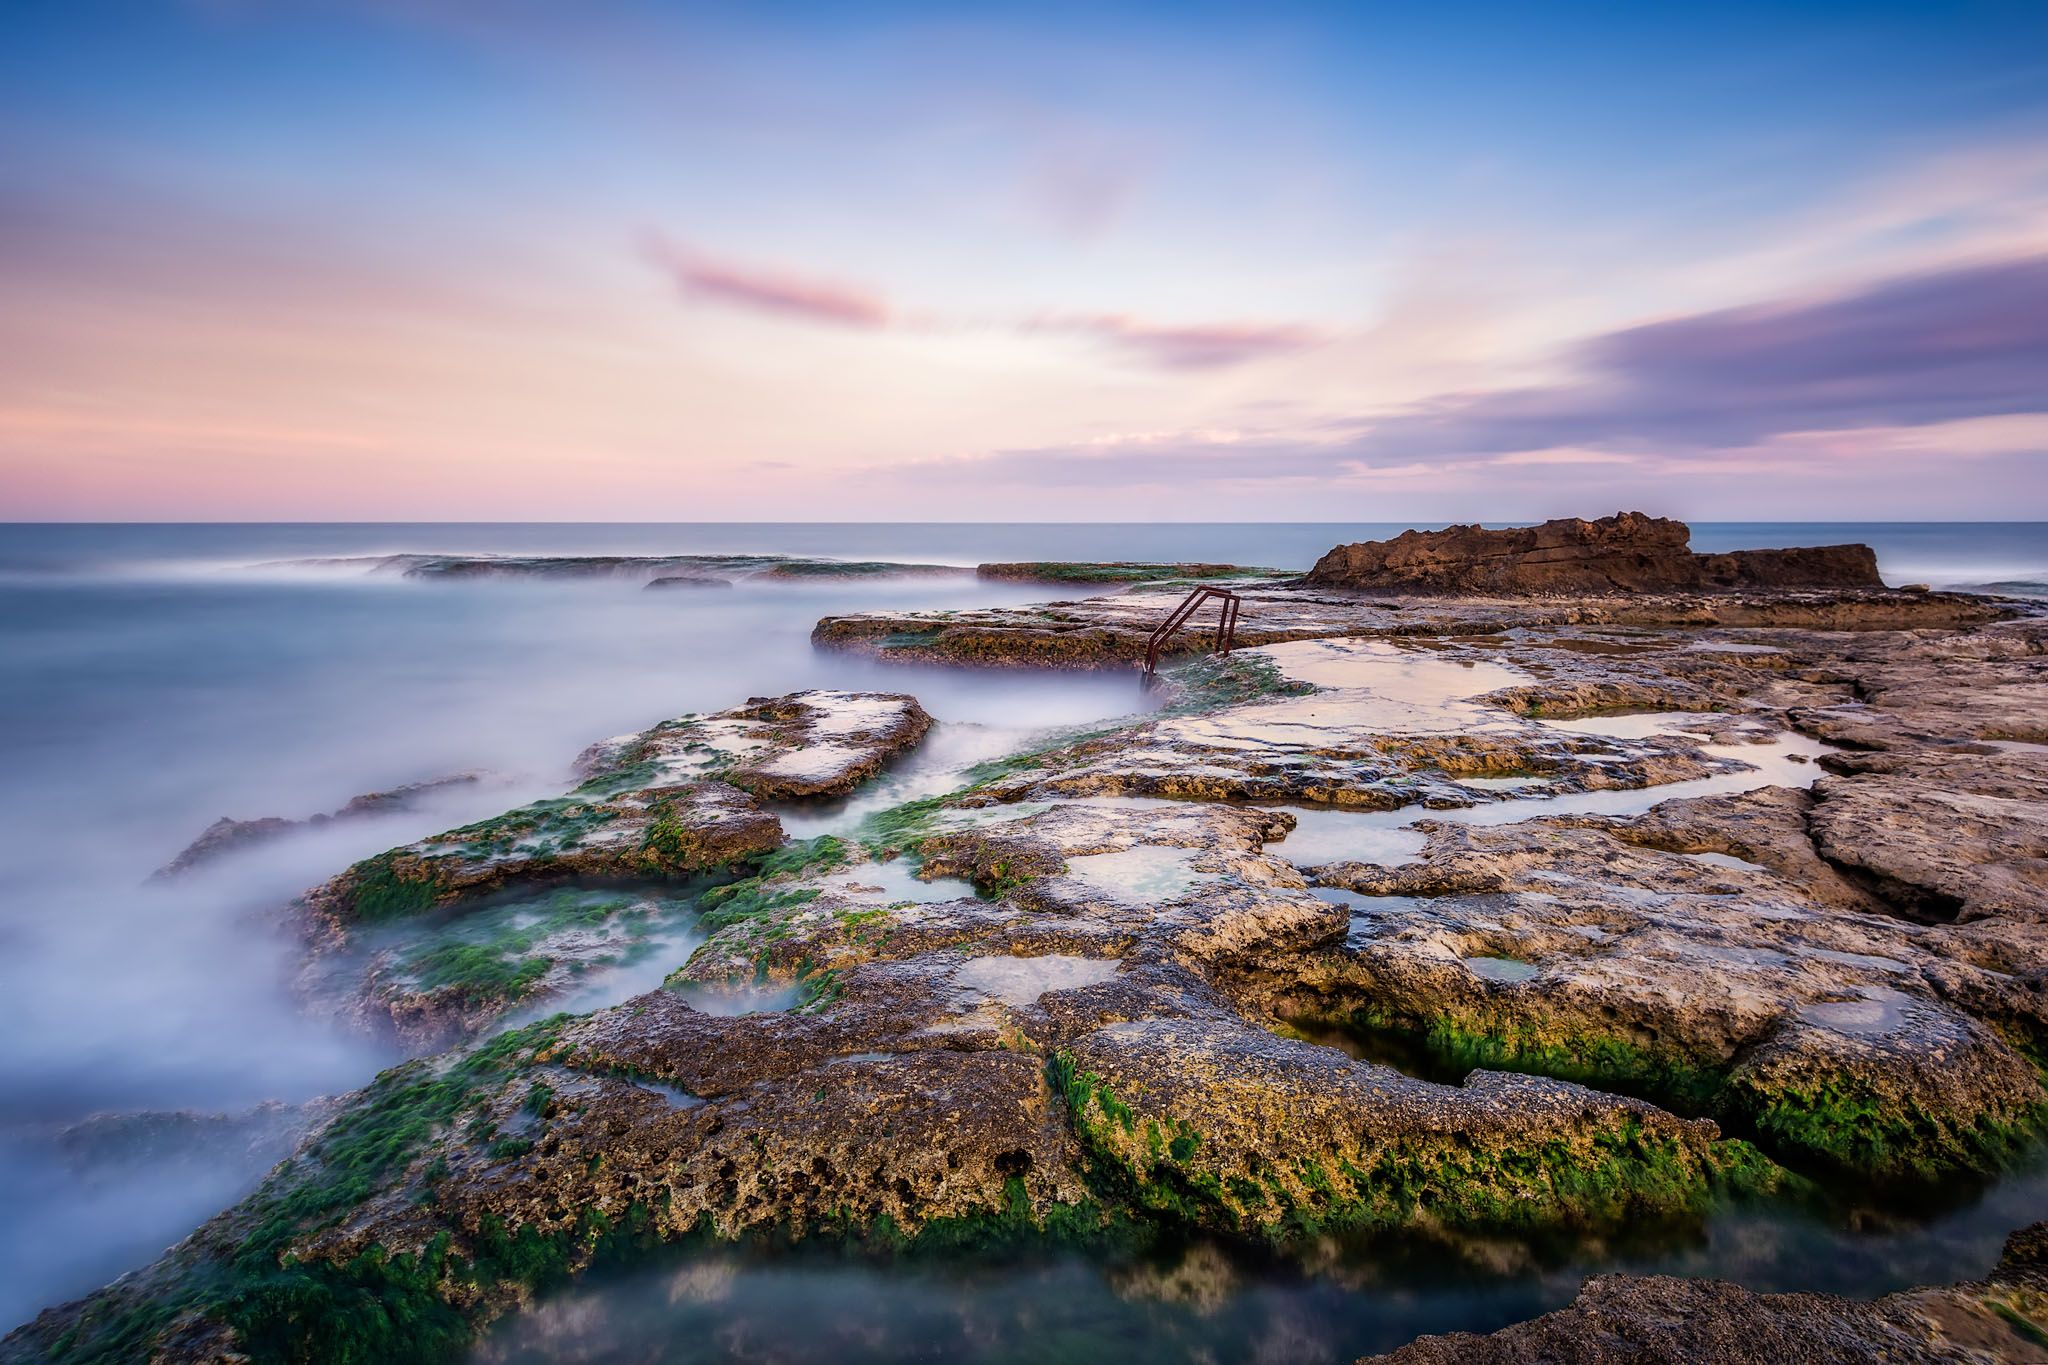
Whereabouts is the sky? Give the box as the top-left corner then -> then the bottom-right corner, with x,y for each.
3,0 -> 2047,521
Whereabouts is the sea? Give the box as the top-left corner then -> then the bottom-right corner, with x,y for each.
2,521 -> 2044,1355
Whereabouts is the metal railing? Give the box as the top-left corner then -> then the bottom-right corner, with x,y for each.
1141,586 -> 1243,679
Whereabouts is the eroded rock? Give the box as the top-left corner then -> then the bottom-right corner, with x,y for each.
15,570 -> 2048,1365
296,692 -> 931,1044
815,580 -> 2002,672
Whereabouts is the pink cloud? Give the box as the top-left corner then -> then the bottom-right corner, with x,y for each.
1035,312 -> 1329,369
641,234 -> 889,329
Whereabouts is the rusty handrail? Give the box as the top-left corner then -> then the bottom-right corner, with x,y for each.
1142,585 -> 1244,679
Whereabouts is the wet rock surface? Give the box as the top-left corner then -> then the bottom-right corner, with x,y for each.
813,578 -> 2002,672
11,572 -> 2048,1364
296,691 -> 931,1045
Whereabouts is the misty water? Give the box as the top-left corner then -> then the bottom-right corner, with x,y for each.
3,522 -> 2046,1347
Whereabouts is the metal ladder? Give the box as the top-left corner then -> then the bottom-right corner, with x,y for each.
1141,586 -> 1243,681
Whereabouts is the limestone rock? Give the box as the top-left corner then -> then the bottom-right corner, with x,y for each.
16,572 -> 2048,1365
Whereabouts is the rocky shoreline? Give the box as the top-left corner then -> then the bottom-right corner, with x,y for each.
11,516 -> 2048,1363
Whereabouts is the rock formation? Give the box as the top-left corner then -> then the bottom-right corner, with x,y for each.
296,690 -> 932,1046
1304,512 -> 1883,595
11,548 -> 2048,1365
815,576 -> 1997,671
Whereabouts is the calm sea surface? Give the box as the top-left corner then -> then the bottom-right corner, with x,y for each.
2,522 -> 2044,1349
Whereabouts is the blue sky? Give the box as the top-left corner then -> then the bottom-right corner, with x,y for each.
4,0 -> 2046,519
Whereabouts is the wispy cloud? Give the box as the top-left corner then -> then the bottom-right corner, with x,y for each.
640,234 -> 890,330
638,233 -> 1330,370
1344,250 -> 2048,459
866,250 -> 2048,500
1030,313 -> 1330,369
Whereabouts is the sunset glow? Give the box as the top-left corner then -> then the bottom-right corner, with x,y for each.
5,1 -> 2047,519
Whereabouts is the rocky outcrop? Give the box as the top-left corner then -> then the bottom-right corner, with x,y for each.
814,580 -> 2003,671
298,780 -> 781,935
1305,512 -> 1884,595
8,788 -> 1783,1364
152,773 -> 487,879
1363,1219 -> 2048,1363
303,690 -> 929,931
295,691 -> 931,1045
1290,803 -> 2048,1183
13,578 -> 2048,1365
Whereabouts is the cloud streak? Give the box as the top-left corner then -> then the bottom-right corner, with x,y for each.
640,234 -> 890,330
870,251 -> 2048,498
1033,313 -> 1330,369
1350,251 -> 2048,459
638,233 -> 1330,371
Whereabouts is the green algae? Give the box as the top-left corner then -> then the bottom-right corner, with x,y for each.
402,943 -> 550,1005
385,888 -> 697,1007
343,852 -> 452,923
39,1019 -> 575,1364
672,832 -> 852,926
757,835 -> 850,880
1292,1005 -> 1728,1119
1048,1050 -> 1783,1249
1160,651 -> 1314,714
1732,1074 -> 2048,1185
1287,1004 -> 2048,1188
46,1174 -> 1150,1363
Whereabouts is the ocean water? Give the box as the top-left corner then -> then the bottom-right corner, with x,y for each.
1,521 -> 2044,1342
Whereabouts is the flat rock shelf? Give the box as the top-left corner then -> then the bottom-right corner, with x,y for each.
12,528 -> 2048,1365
